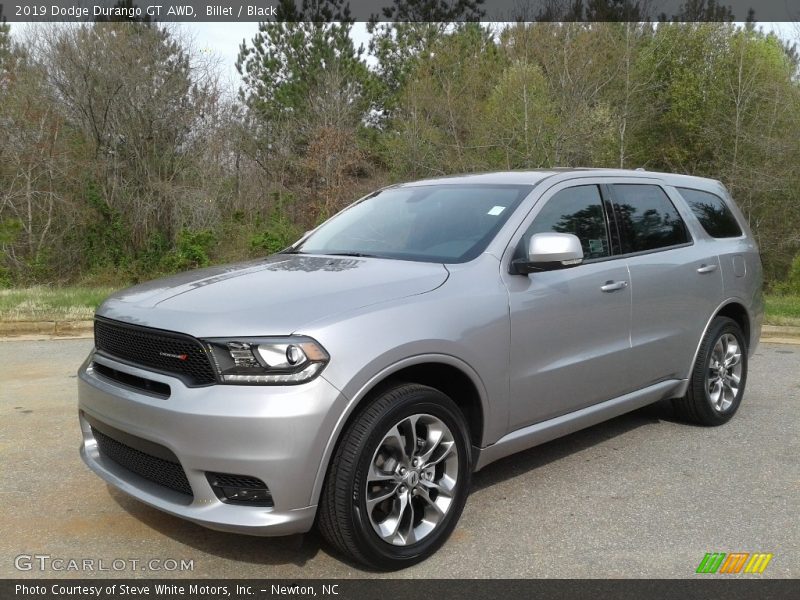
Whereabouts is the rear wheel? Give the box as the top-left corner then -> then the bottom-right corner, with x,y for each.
673,316 -> 748,426
318,383 -> 471,569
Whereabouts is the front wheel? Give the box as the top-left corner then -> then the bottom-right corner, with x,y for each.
318,383 -> 471,569
672,316 -> 748,426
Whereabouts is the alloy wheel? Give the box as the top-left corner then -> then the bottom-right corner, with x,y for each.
707,332 -> 743,412
364,413 -> 459,546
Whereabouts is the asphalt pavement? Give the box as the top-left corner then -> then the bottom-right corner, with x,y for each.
0,339 -> 797,578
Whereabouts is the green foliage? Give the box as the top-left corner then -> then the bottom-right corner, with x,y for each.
771,255 -> 800,296
80,181 -> 129,271
484,60 -> 556,168
236,0 -> 369,121
23,249 -> 55,283
133,231 -> 171,276
250,204 -> 300,255
0,19 -> 19,77
0,21 -> 11,66
388,24 -> 505,177
0,218 -> 22,246
764,293 -> 800,327
161,229 -> 217,272
0,268 -> 12,289
2,20 -> 800,294
660,0 -> 734,21
47,22 -> 215,256
631,23 -> 732,171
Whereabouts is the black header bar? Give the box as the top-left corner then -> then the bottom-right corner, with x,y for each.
1,0 -> 798,23
3,579 -> 800,600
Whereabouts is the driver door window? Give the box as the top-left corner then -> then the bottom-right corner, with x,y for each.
523,185 -> 610,260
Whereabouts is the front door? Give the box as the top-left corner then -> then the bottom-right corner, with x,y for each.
503,183 -> 633,431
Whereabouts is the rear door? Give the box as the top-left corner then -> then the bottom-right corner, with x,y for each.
607,181 -> 724,388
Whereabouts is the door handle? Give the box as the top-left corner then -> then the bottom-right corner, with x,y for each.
697,264 -> 718,274
600,280 -> 628,292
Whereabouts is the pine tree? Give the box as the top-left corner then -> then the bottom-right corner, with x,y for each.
367,0 -> 485,120
236,0 -> 368,121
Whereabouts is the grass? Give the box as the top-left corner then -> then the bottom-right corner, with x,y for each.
764,293 -> 800,327
0,285 -> 799,328
0,286 -> 117,322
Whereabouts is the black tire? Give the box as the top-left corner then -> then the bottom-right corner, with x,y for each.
672,316 -> 748,426
318,383 -> 472,570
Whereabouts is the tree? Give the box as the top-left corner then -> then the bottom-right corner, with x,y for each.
236,0 -> 368,121
39,22 -> 222,252
661,0 -> 734,22
236,0 -> 373,222
535,0 -> 644,20
389,24 -> 504,177
630,23 -> 733,172
585,0 -> 644,20
0,35 -> 83,282
631,23 -> 800,279
367,0 -> 485,121
0,16 -> 21,84
484,58 -> 557,168
498,23 -> 621,166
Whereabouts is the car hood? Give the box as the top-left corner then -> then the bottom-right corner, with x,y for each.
96,254 -> 449,338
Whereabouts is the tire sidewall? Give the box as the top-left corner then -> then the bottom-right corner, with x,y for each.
349,389 -> 472,568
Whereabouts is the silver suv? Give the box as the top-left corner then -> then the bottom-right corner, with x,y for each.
78,169 -> 763,569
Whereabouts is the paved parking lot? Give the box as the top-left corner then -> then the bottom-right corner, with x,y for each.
0,338 -> 797,578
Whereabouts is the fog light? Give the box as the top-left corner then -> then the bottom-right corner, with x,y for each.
206,472 -> 274,507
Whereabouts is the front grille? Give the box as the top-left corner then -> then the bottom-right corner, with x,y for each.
94,317 -> 216,386
92,426 -> 193,498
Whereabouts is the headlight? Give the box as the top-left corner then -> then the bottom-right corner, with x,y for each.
204,337 -> 330,385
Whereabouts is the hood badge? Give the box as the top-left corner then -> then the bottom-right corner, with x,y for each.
159,352 -> 188,361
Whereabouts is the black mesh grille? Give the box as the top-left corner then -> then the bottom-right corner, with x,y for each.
92,427 -> 193,498
94,317 -> 216,386
206,472 -> 273,507
207,472 -> 268,489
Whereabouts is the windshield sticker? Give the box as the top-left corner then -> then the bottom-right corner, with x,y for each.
488,206 -> 506,216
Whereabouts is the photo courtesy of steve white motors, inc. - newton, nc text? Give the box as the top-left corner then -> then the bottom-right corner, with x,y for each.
1,0 -> 799,599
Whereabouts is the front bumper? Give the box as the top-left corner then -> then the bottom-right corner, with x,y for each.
77,351 -> 346,536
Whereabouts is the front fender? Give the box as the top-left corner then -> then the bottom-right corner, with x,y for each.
309,351 -> 492,507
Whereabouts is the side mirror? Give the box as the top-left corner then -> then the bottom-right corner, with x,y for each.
513,233 -> 584,274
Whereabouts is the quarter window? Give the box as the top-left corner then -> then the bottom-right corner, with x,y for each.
524,185 -> 610,260
676,187 -> 743,238
610,184 -> 690,253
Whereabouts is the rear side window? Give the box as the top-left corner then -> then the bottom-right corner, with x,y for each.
610,184 -> 690,253
676,187 -> 743,238
524,185 -> 610,260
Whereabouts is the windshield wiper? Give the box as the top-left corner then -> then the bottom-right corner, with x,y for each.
320,252 -> 381,258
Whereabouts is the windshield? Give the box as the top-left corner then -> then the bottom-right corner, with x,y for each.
292,184 -> 533,263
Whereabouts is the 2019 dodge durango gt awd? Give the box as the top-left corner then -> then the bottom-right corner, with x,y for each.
78,169 -> 763,569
